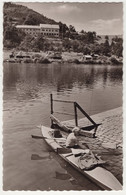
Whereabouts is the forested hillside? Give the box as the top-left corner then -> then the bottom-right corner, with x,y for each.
3,2 -> 123,60
4,2 -> 57,25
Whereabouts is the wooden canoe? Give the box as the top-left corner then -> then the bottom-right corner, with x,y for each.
41,125 -> 122,190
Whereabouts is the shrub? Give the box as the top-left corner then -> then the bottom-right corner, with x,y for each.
110,57 -> 120,65
38,57 -> 51,64
23,58 -> 33,63
73,59 -> 81,64
33,53 -> 42,58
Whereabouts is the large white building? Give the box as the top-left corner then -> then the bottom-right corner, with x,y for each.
16,24 -> 59,38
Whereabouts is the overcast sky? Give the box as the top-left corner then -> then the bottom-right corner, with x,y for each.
16,2 -> 123,35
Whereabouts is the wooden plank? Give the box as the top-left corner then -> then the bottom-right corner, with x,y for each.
74,102 -> 78,126
54,111 -> 74,116
75,102 -> 96,126
51,114 -> 96,137
80,129 -> 95,138
53,99 -> 74,103
50,94 -> 53,127
50,114 -> 71,132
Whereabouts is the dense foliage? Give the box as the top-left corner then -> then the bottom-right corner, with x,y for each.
3,2 -> 123,58
4,2 -> 57,25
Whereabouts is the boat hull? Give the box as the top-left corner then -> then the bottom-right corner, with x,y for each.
41,126 -> 122,191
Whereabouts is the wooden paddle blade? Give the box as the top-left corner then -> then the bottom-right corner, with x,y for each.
57,147 -> 72,154
31,135 -> 46,139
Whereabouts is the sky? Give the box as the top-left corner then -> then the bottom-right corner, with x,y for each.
15,1 -> 123,35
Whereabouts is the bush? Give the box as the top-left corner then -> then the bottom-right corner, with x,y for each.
33,53 -> 42,58
97,60 -> 102,64
73,59 -> 81,64
84,60 -> 95,64
23,58 -> 33,63
110,57 -> 120,65
38,57 -> 51,64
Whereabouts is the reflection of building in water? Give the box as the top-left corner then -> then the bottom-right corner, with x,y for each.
16,24 -> 59,38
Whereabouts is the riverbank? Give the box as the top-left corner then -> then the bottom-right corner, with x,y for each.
3,49 -> 123,65
62,107 -> 123,184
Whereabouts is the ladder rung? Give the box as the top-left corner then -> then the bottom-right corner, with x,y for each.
54,111 -> 74,116
53,99 -> 74,103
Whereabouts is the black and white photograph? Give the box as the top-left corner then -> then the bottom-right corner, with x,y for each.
1,0 -> 125,192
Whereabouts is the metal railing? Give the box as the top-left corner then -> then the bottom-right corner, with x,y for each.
50,93 -> 101,133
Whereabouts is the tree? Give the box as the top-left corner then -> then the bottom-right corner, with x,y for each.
3,25 -> 25,48
90,43 -> 101,55
34,34 -> 45,50
63,38 -> 71,51
24,13 -> 41,25
101,36 -> 111,56
86,31 -> 97,44
69,25 -> 76,33
83,45 -> 91,55
19,34 -> 35,51
111,36 -> 123,57
105,35 -> 109,40
72,40 -> 79,52
80,30 -> 85,34
59,22 -> 69,38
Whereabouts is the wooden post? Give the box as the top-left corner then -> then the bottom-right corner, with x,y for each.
75,102 -> 96,125
50,94 -> 54,127
74,102 -> 78,127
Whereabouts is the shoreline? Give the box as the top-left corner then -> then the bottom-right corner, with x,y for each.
3,49 -> 123,65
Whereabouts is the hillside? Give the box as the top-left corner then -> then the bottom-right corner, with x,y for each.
3,2 -> 123,60
98,35 -> 123,44
3,2 -> 57,26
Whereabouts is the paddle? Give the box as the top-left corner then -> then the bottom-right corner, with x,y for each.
31,135 -> 47,139
31,134 -> 66,141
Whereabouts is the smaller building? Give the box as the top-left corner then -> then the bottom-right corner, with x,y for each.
91,54 -> 99,60
83,55 -> 92,60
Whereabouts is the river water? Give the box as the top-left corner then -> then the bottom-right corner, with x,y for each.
3,62 -> 122,190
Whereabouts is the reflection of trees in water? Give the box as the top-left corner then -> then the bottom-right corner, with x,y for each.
3,63 -> 20,88
109,68 -> 122,83
36,65 -> 96,91
3,63 -> 122,100
3,63 -> 39,100
36,65 -> 122,92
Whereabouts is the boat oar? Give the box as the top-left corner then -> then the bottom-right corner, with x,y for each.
31,135 -> 66,141
31,135 -> 47,139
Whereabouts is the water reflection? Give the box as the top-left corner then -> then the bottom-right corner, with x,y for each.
31,154 -> 52,160
3,62 -> 122,190
3,63 -> 122,101
55,171 -> 71,180
49,150 -> 101,190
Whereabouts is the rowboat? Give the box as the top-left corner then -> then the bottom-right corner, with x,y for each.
41,125 -> 122,191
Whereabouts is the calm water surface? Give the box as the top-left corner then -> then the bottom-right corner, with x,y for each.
3,62 -> 122,190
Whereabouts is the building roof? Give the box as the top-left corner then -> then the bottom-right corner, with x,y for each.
84,55 -> 92,58
16,24 -> 59,29
16,25 -> 40,29
40,24 -> 59,29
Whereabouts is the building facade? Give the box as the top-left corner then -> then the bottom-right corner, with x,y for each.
16,24 -> 59,38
